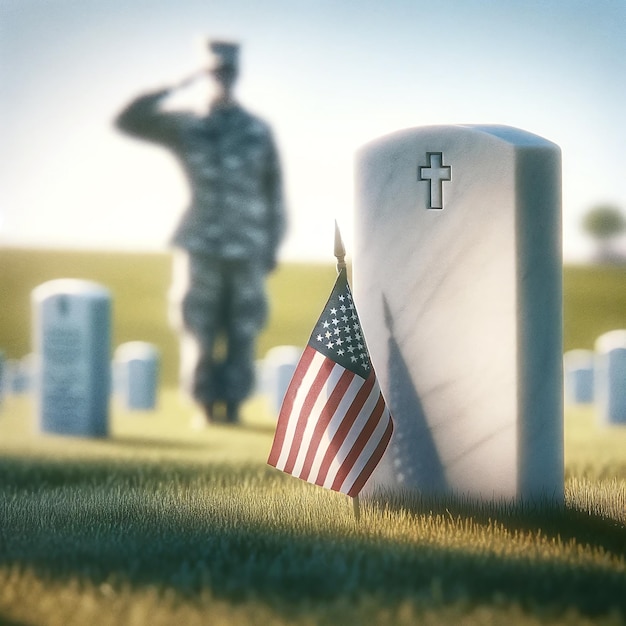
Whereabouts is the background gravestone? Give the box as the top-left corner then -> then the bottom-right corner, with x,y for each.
32,279 -> 111,437
6,355 -> 37,395
262,345 -> 302,416
595,330 -> 626,425
563,349 -> 595,405
0,350 -> 5,406
114,341 -> 160,411
23,353 -> 37,394
355,124 -> 563,502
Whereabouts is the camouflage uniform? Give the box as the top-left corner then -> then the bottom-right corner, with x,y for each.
116,91 -> 285,413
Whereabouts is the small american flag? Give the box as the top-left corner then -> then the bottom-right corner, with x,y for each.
268,267 -> 393,497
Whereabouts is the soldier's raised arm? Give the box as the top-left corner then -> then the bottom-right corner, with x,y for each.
114,73 -> 201,146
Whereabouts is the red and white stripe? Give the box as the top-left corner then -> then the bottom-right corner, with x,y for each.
268,345 -> 393,497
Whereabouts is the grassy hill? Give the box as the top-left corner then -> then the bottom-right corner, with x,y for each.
1,247 -> 625,385
563,263 -> 626,350
0,247 -> 336,385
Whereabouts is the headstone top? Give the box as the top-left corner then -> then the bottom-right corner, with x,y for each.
460,124 -> 561,148
563,349 -> 595,368
32,279 -> 110,301
360,124 -> 561,155
595,330 -> 626,353
115,341 -> 159,360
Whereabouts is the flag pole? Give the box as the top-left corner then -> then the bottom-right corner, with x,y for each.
334,219 -> 347,273
334,220 -> 361,522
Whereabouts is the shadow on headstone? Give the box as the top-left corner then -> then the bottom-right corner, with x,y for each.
368,295 -> 447,494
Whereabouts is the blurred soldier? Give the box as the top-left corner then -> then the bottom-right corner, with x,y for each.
115,41 -> 286,424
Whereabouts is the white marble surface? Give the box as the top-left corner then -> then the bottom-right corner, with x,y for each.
32,279 -> 111,437
354,125 -> 563,502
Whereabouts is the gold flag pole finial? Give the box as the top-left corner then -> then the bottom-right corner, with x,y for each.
334,220 -> 347,274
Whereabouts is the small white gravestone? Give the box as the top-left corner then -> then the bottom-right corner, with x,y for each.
254,359 -> 268,396
0,350 -> 5,405
6,354 -> 37,395
32,279 -> 111,437
3,359 -> 18,395
355,125 -> 563,502
263,346 -> 302,415
595,330 -> 626,425
114,341 -> 160,410
563,349 -> 595,405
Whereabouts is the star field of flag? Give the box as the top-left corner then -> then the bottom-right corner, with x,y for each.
307,269 -> 371,379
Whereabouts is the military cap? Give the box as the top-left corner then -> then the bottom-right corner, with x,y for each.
208,40 -> 240,71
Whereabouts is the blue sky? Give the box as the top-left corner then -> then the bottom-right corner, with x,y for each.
1,0 -> 625,260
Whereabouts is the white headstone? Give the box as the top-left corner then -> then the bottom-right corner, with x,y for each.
263,346 -> 302,415
0,350 -> 5,405
114,341 -> 160,410
32,279 -> 111,437
355,125 -> 563,502
563,349 -> 595,404
7,354 -> 37,395
595,330 -> 626,424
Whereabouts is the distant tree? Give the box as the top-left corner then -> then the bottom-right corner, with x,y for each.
582,204 -> 626,263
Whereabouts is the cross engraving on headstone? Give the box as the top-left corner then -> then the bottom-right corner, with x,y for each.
418,152 -> 451,210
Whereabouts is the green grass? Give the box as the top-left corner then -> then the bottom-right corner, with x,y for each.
2,247 -> 626,387
1,250 -> 626,624
0,393 -> 625,626
563,264 -> 626,351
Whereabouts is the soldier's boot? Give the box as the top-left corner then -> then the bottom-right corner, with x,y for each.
203,402 -> 215,423
226,401 -> 240,424
190,402 -> 214,430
